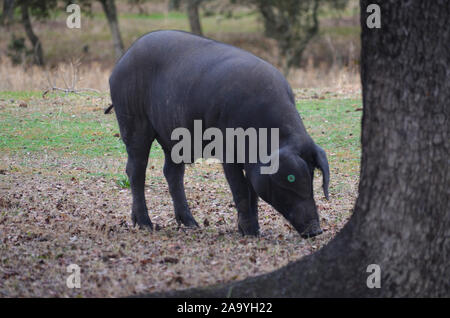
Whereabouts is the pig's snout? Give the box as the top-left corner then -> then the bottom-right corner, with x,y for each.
299,219 -> 323,239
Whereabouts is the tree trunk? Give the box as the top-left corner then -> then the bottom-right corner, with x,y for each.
20,2 -> 44,66
186,0 -> 203,36
169,0 -> 181,11
99,0 -> 124,60
140,0 -> 449,297
1,0 -> 15,27
256,0 -> 320,76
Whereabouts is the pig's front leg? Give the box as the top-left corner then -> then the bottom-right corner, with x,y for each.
222,163 -> 259,236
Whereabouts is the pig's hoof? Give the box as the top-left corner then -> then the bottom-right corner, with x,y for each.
176,213 -> 199,228
238,221 -> 260,236
131,212 -> 153,231
301,228 -> 323,239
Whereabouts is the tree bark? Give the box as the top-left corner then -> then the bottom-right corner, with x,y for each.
139,0 -> 449,297
186,0 -> 203,36
1,0 -> 15,27
99,0 -> 124,60
20,1 -> 44,66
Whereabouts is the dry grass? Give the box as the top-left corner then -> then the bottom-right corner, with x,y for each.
0,58 -> 359,92
0,157 -> 356,297
0,60 -> 111,92
290,64 -> 360,91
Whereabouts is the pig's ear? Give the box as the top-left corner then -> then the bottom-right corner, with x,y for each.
270,149 -> 312,198
314,145 -> 330,200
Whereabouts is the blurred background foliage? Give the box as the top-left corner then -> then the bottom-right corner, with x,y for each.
0,0 -> 361,90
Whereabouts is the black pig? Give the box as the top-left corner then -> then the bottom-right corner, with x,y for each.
108,30 -> 329,238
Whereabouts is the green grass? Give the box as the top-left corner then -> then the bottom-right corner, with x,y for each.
116,175 -> 131,189
320,25 -> 360,37
0,91 -> 103,100
0,97 -> 163,160
297,99 -> 362,177
0,91 -> 48,100
0,110 -> 125,157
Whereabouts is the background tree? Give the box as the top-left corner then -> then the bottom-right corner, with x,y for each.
20,1 -> 43,66
128,0 -> 147,15
0,0 -> 15,26
8,0 -> 94,66
186,0 -> 204,36
243,0 -> 349,75
142,0 -> 450,297
15,0 -> 58,66
99,0 -> 124,60
247,0 -> 317,75
168,0 -> 182,11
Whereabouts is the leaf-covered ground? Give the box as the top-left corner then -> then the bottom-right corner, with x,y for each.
0,88 -> 361,297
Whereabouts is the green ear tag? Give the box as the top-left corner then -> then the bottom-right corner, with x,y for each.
287,174 -> 296,183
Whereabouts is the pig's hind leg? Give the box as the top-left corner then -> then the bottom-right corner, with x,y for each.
163,154 -> 199,227
118,114 -> 155,231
